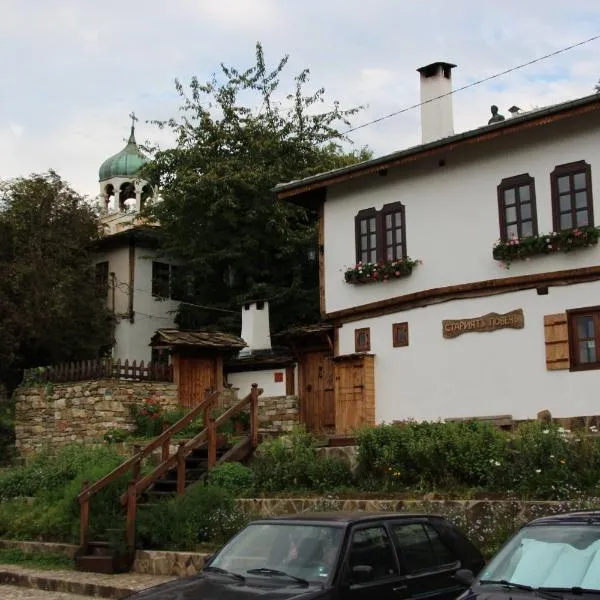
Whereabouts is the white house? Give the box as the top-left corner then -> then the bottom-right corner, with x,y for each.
275,61 -> 600,428
92,118 -> 180,363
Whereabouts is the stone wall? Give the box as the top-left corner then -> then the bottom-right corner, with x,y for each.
258,395 -> 300,433
15,380 -> 179,456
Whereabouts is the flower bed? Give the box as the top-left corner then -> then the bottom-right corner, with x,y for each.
492,226 -> 600,268
344,258 -> 422,284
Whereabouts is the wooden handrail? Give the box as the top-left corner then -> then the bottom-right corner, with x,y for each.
79,384 -> 262,552
121,384 -> 263,503
78,389 -> 218,501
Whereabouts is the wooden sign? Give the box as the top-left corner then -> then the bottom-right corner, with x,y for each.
443,309 -> 524,339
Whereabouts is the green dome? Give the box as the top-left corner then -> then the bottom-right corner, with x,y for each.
99,126 -> 148,182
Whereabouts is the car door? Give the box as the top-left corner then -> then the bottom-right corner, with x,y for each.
338,523 -> 408,600
390,520 -> 466,600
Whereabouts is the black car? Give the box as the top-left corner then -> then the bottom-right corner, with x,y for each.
124,511 -> 485,599
457,510 -> 600,599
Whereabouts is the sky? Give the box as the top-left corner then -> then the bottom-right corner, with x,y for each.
1,0 -> 600,200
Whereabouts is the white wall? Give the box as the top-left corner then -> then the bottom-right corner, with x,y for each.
324,111 -> 600,314
227,368 -> 290,398
337,280 -> 600,423
93,247 -> 130,315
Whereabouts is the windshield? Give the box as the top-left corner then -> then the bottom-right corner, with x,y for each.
476,524 -> 600,590
209,522 -> 344,583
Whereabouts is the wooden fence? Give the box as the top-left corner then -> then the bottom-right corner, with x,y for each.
24,359 -> 173,384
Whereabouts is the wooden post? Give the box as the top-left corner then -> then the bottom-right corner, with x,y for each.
250,383 -> 259,448
132,453 -> 141,482
79,480 -> 90,547
126,481 -> 137,551
161,421 -> 170,462
207,410 -> 216,470
176,443 -> 186,495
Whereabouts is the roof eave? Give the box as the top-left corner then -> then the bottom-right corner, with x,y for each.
274,93 -> 600,203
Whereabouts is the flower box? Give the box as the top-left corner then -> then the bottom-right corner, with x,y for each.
344,258 -> 422,284
493,227 -> 600,268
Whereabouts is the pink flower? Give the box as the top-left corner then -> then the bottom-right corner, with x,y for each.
394,271 -> 401,276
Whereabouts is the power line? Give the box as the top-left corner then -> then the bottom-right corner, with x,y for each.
339,33 -> 600,138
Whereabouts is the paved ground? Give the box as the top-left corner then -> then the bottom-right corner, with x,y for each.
0,585 -> 92,599
0,563 -> 176,599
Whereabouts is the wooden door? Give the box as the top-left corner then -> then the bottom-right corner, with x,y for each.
299,351 -> 335,433
334,355 -> 375,435
176,355 -> 217,408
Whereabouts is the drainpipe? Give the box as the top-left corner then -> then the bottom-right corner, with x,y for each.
128,234 -> 135,323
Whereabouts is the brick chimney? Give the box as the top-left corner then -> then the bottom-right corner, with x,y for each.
417,61 -> 456,144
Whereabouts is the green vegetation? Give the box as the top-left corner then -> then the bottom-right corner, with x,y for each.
0,547 -> 74,570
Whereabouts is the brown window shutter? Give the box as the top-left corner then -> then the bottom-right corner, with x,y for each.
544,313 -> 570,370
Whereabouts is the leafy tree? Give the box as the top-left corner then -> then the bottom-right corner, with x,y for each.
142,43 -> 371,333
0,171 -> 114,390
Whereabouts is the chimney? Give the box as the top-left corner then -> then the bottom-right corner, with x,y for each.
417,61 -> 457,144
239,300 -> 272,355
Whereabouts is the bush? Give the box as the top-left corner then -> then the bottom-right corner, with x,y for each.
250,427 -> 355,493
207,462 -> 255,495
0,444 -> 127,543
355,421 -> 600,499
136,483 -> 247,550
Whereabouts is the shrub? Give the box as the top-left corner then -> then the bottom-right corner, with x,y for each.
207,462 -> 255,495
129,397 -> 165,437
136,483 -> 247,550
250,427 -> 355,492
0,444 -> 127,543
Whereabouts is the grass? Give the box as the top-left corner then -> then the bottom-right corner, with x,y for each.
0,548 -> 74,570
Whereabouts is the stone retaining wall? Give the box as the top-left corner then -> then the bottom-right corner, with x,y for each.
257,395 -> 300,432
14,380 -> 179,457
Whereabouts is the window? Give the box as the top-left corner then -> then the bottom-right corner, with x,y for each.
355,328 -> 371,352
497,174 -> 537,240
392,522 -> 456,573
348,526 -> 398,582
151,261 -> 171,298
567,306 -> 600,371
392,323 -> 409,348
354,202 -> 406,264
95,261 -> 109,293
551,161 -> 594,232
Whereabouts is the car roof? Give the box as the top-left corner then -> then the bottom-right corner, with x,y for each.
250,512 -> 445,525
526,510 -> 600,526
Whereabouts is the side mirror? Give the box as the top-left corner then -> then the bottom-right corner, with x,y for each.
454,569 -> 474,587
351,565 -> 374,584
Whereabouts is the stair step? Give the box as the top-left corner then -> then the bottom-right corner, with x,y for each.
75,553 -> 133,574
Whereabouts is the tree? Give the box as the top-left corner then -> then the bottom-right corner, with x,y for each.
142,43 -> 371,334
0,171 -> 114,389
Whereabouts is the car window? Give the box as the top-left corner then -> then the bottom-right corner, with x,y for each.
348,526 -> 398,581
393,522 -> 456,573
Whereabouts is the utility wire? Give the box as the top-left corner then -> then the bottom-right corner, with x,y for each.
339,33 -> 600,138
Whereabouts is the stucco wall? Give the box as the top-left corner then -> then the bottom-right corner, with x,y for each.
14,380 -> 179,456
338,280 -> 600,423
324,111 -> 600,314
227,368 -> 292,398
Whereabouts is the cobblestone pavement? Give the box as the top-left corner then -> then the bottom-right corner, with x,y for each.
0,585 -> 92,599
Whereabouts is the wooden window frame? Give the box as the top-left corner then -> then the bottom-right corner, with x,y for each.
551,160 -> 594,232
354,202 -> 407,264
355,327 -> 371,352
152,261 -> 171,298
95,261 -> 109,293
392,322 -> 409,348
497,173 -> 538,241
355,207 -> 378,265
567,305 -> 600,372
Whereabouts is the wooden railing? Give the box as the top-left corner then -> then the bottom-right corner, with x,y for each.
77,384 -> 262,551
25,358 -> 173,384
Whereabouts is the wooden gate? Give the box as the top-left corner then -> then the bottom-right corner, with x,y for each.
174,355 -> 220,408
333,354 -> 375,435
298,350 -> 335,433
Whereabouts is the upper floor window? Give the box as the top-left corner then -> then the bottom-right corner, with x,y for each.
95,261 -> 109,294
152,261 -> 178,299
551,161 -> 594,232
497,174 -> 537,241
567,306 -> 600,371
354,202 -> 406,264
